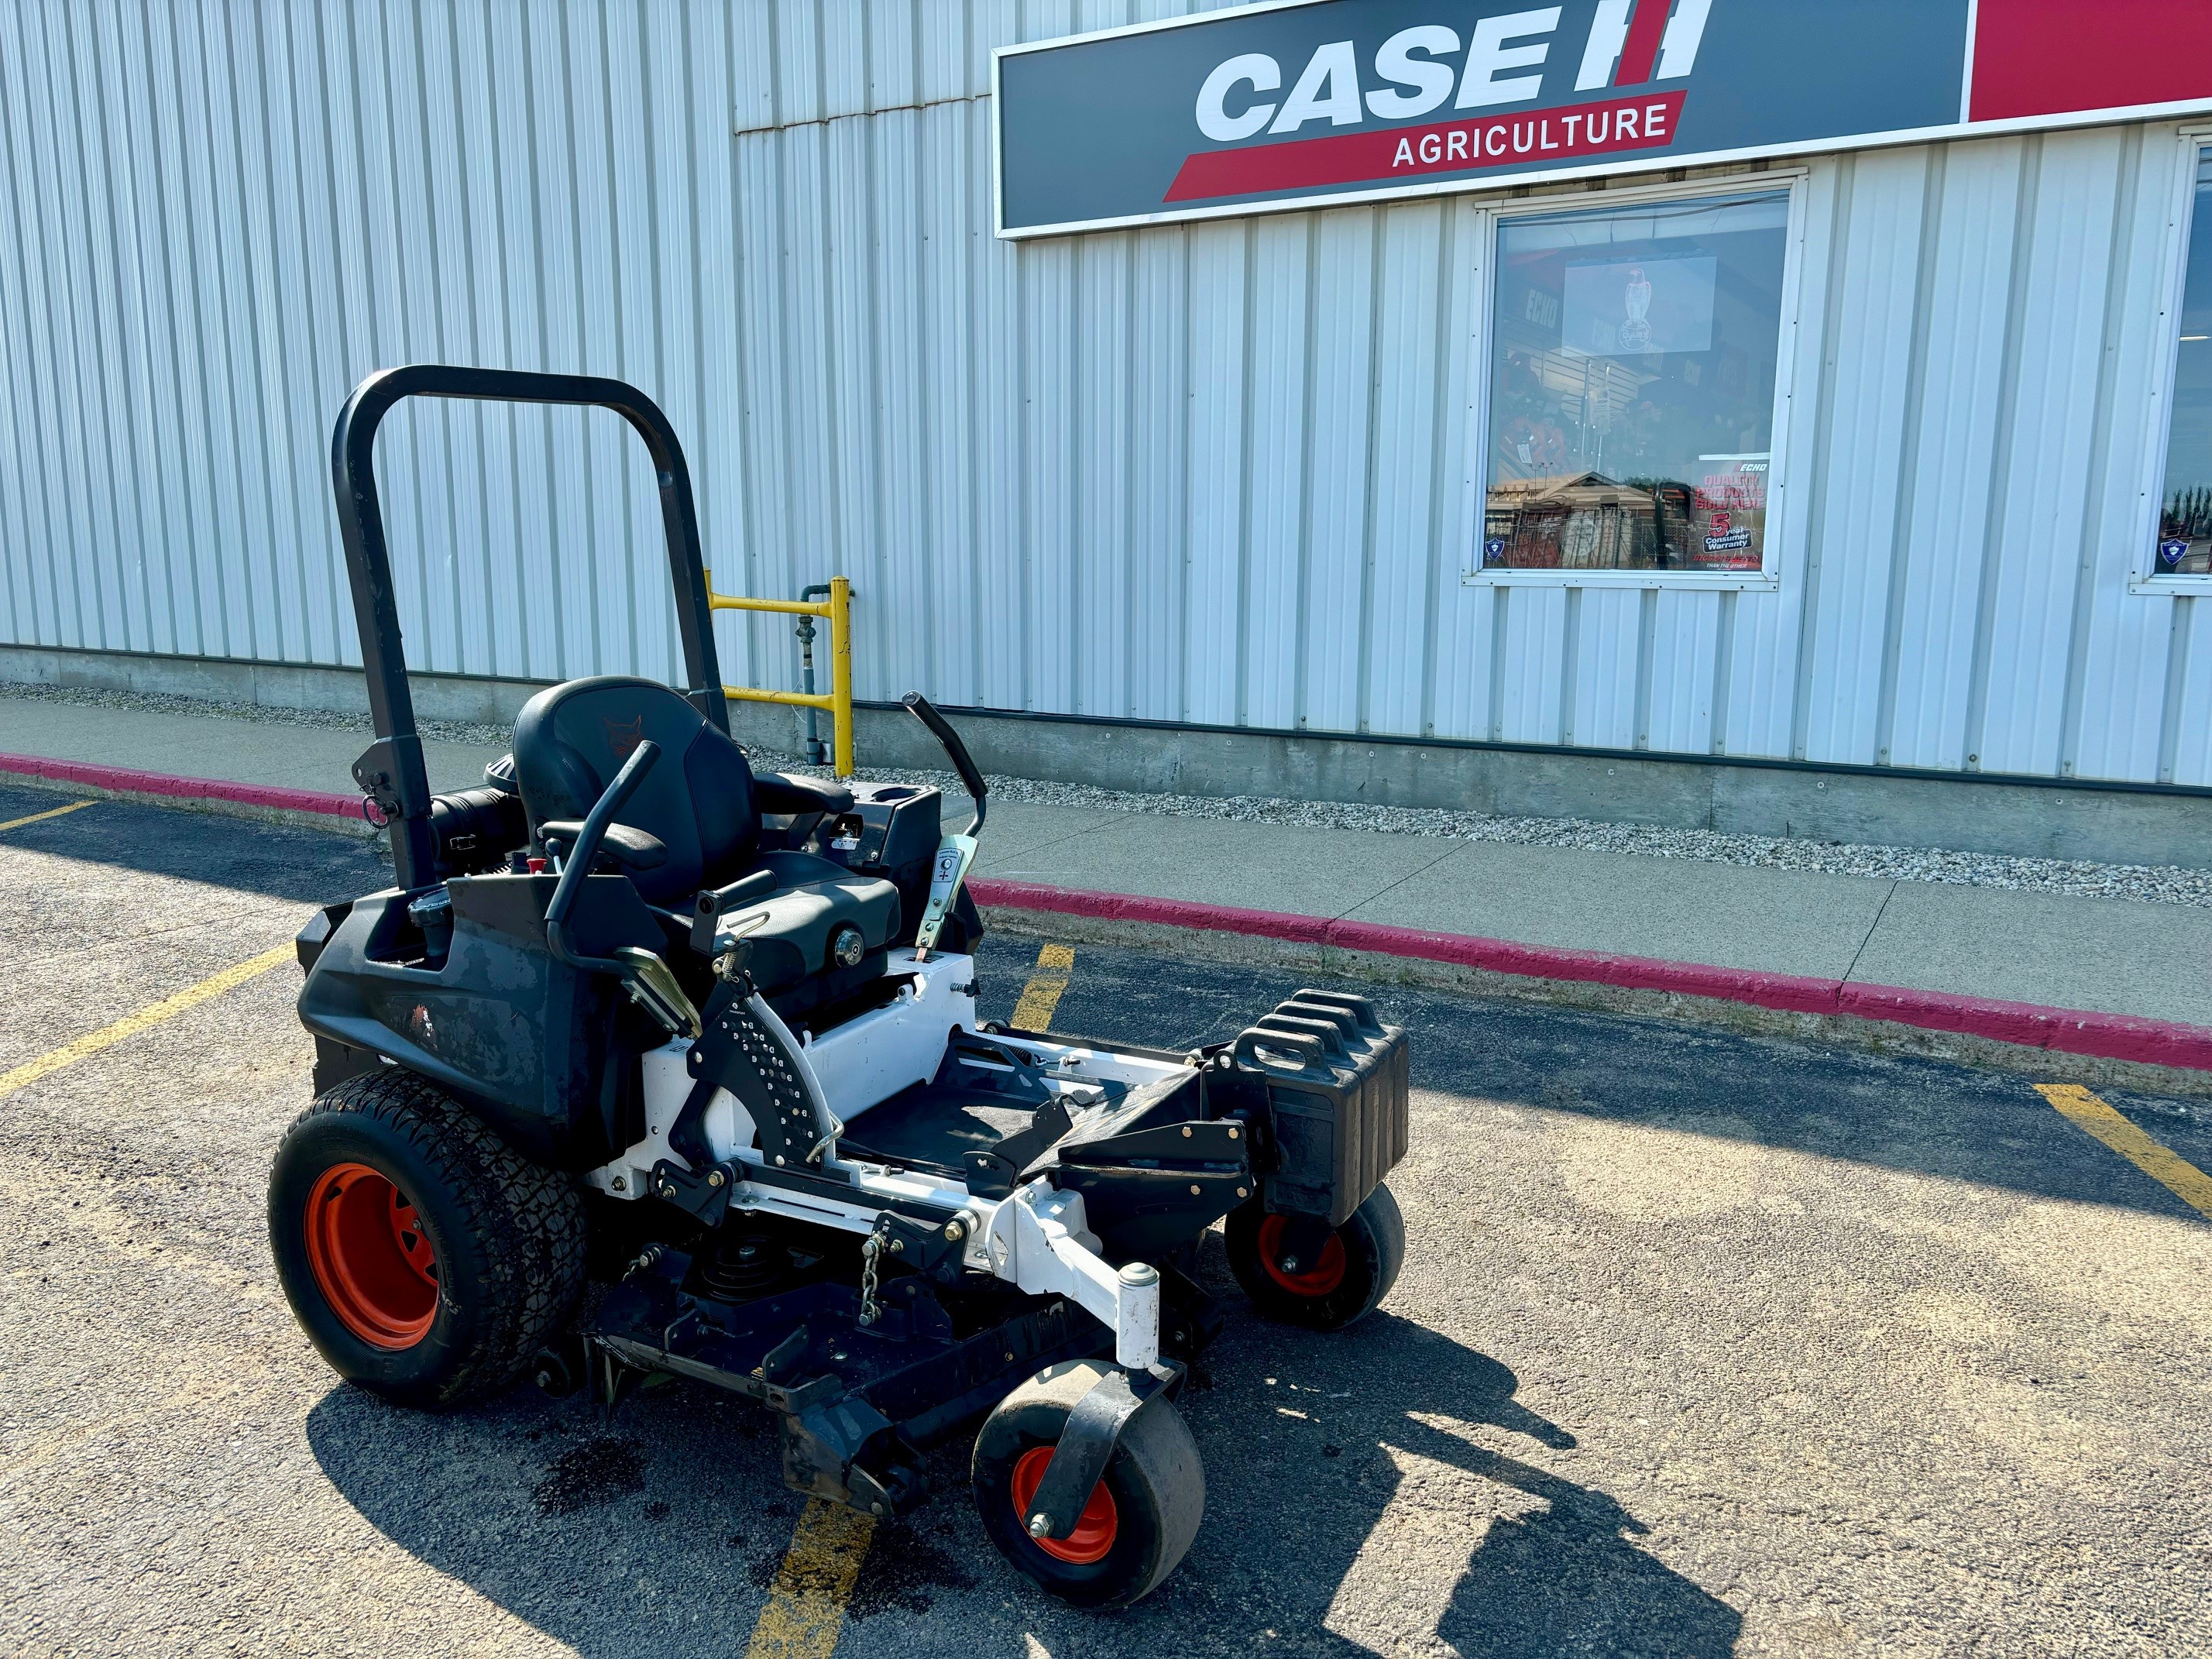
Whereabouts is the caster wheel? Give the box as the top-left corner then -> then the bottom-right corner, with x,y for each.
269,1071 -> 586,1410
532,1335 -> 592,1398
973,1361 -> 1205,1609
1225,1181 -> 1405,1331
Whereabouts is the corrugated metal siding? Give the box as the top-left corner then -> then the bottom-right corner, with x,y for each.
0,0 -> 2198,787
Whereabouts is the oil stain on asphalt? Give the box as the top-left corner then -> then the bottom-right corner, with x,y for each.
530,1434 -> 647,1516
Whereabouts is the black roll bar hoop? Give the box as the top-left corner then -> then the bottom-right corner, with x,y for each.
329,365 -> 725,891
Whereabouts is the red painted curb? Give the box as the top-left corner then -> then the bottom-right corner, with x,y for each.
3,751 -> 2196,1073
0,751 -> 367,820
969,877 -> 2212,1074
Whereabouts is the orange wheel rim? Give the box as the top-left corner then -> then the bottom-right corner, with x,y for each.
1256,1214 -> 1348,1297
302,1162 -> 439,1349
1011,1445 -> 1118,1565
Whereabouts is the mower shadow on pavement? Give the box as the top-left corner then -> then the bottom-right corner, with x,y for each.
1129,1310 -> 1742,1659
304,1378 -> 805,1658
302,1296 -> 1740,1657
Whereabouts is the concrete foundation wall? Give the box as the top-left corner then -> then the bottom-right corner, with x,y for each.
0,643 -> 541,728
8,644 -> 2207,870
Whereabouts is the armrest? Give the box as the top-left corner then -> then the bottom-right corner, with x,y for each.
754,771 -> 854,817
538,819 -> 668,871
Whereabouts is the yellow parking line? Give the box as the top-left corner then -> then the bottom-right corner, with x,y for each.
2036,1083 -> 2212,1220
739,943 -> 1080,1654
742,1496 -> 875,1659
0,942 -> 296,1103
0,798 -> 95,834
1012,941 -> 1075,1032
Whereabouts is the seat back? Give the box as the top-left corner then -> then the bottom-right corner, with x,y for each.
511,676 -> 759,905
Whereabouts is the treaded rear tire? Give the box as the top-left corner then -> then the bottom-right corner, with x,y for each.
269,1070 -> 586,1409
973,1360 -> 1206,1610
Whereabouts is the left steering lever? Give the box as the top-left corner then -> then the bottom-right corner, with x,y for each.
539,740 -> 701,1038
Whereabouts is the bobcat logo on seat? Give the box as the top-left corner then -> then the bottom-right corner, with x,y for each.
603,716 -> 645,759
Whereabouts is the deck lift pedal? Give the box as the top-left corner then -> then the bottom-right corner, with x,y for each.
269,366 -> 1411,1609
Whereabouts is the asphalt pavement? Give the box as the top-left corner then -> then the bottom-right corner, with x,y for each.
2,783 -> 2208,1657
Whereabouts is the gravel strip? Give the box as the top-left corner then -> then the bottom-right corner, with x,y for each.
10,678 -> 2210,908
0,678 -> 513,747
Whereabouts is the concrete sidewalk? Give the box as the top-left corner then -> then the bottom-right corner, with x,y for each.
968,799 -> 2196,1029
1,689 -> 2200,1039
0,696 -> 509,797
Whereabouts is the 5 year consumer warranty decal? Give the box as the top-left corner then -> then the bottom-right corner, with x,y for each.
993,0 -> 2212,238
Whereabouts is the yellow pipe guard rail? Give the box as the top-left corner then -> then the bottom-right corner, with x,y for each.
702,572 -> 854,778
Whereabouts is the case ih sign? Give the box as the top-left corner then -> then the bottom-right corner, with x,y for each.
994,0 -> 2212,237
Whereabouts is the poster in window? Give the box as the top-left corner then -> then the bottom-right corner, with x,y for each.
1561,257 -> 1717,357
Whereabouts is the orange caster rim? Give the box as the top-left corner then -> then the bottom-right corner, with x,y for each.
1011,1444 -> 1119,1565
1256,1214 -> 1347,1297
303,1162 -> 439,1349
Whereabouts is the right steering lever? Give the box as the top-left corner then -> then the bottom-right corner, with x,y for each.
902,690 -> 988,833
902,692 -> 985,958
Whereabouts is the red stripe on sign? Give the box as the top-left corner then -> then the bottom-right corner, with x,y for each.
1614,0 -> 1674,88
1164,91 -> 1685,204
1971,0 -> 2212,122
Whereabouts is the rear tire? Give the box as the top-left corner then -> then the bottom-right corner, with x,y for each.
1225,1181 -> 1405,1331
973,1361 -> 1205,1610
269,1070 -> 586,1409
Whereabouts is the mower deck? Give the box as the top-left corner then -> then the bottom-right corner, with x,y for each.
586,1243 -> 1169,1516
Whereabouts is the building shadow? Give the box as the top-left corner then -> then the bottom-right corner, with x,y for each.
0,779 -> 389,905
1017,932 -> 2212,1224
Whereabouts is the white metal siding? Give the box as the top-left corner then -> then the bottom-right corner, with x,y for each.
0,0 -> 2197,787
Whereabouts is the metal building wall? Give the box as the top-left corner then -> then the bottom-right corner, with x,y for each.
0,1 -> 2200,786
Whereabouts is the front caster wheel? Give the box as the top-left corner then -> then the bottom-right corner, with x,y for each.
973,1361 -> 1205,1609
268,1071 -> 586,1410
1225,1181 -> 1405,1331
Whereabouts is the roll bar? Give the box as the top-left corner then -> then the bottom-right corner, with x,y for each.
329,366 -> 724,891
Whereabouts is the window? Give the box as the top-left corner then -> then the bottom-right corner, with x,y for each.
1474,191 -> 1792,580
2152,149 -> 2212,579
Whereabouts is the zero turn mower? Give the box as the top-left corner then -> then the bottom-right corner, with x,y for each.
270,366 -> 1411,1609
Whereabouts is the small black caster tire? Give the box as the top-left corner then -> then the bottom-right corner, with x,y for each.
1225,1181 -> 1405,1331
269,1070 -> 586,1410
973,1361 -> 1205,1609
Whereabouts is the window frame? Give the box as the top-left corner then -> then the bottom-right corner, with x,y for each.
2129,126 -> 2212,596
1461,170 -> 1811,592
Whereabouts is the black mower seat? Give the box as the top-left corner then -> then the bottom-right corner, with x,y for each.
511,676 -> 899,975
